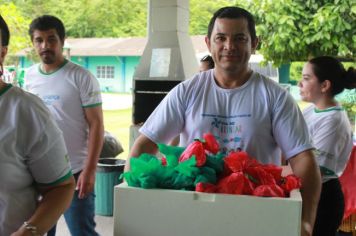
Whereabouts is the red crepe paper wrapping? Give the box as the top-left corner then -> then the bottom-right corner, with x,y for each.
179,140 -> 207,167
202,133 -> 220,154
124,133 -> 301,198
253,184 -> 285,198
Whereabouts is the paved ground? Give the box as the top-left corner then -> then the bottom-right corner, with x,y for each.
56,214 -> 114,236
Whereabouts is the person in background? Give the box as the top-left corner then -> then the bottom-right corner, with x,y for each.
0,14 -> 75,236
25,15 -> 104,236
126,6 -> 321,236
199,54 -> 215,71
298,56 -> 356,236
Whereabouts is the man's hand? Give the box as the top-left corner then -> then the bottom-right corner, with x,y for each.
77,169 -> 96,199
301,220 -> 313,236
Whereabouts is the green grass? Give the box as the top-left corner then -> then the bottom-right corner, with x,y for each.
103,108 -> 132,159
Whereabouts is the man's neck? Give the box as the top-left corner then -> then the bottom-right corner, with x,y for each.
40,58 -> 65,74
214,68 -> 253,89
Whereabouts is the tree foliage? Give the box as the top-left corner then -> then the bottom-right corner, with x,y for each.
10,0 -> 148,37
0,2 -> 31,64
189,0 -> 244,35
248,0 -> 356,66
1,0 -> 355,66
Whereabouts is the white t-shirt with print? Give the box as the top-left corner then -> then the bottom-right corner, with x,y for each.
140,69 -> 313,165
25,60 -> 102,173
303,104 -> 353,182
0,85 -> 72,235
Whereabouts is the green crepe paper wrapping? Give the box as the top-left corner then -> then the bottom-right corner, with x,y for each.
194,166 -> 217,185
205,153 -> 225,174
124,143 -> 225,190
157,143 -> 185,167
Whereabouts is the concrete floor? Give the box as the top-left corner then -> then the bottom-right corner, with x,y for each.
55,214 -> 114,236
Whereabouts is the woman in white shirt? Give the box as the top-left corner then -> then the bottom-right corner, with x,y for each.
299,56 -> 356,236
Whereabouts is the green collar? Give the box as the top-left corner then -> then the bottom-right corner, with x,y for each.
314,106 -> 343,113
38,59 -> 68,75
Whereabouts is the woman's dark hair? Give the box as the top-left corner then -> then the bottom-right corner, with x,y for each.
200,55 -> 214,69
0,15 -> 10,46
29,15 -> 65,43
207,6 -> 257,42
309,56 -> 356,96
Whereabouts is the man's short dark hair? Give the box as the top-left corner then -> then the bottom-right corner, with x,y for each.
0,15 -> 10,46
29,15 -> 65,42
207,6 -> 257,42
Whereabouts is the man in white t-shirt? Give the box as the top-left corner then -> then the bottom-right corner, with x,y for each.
25,15 -> 104,236
0,14 -> 75,236
127,7 -> 321,236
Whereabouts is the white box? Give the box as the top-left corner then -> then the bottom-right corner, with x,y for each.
114,183 -> 301,236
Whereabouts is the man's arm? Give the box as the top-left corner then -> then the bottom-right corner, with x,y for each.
77,106 -> 104,199
124,134 -> 158,172
11,177 -> 75,236
289,149 -> 321,236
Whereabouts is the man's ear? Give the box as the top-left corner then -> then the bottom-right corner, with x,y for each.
251,37 -> 259,54
205,36 -> 211,53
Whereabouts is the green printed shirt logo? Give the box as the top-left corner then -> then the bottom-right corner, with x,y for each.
89,91 -> 101,97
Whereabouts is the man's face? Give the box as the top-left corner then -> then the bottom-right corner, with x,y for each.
206,18 -> 258,74
32,29 -> 64,65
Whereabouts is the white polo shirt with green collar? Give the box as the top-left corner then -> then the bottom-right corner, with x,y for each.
303,104 -> 353,182
25,60 -> 102,173
0,84 -> 72,235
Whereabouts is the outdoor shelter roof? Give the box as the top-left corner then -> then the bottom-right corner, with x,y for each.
16,35 -> 208,57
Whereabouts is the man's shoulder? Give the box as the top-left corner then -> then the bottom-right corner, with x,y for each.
65,60 -> 88,72
252,72 -> 280,86
64,61 -> 95,78
251,72 -> 289,95
181,70 -> 212,87
7,87 -> 50,116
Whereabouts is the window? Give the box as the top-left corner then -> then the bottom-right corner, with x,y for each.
96,66 -> 115,79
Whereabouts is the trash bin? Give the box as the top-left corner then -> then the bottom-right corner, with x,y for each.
95,158 -> 125,216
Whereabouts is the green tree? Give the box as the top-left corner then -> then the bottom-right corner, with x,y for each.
249,0 -> 356,66
55,0 -> 147,37
189,0 -> 244,35
0,2 -> 31,64
11,0 -> 148,38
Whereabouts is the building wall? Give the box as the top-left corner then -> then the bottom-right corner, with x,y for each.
124,56 -> 140,93
20,55 -> 141,93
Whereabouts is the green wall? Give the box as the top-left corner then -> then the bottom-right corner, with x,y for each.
20,55 -> 140,93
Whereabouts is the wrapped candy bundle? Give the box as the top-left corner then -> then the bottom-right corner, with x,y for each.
123,133 -> 301,198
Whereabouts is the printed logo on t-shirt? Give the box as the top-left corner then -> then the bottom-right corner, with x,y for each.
42,95 -> 60,106
202,113 -> 251,154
